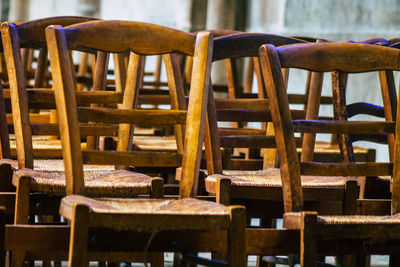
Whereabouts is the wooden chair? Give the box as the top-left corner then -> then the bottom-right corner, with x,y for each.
2,17 -> 166,266
258,41 -> 400,266
46,20 -> 245,267
203,34 -> 358,226
225,37 -> 376,171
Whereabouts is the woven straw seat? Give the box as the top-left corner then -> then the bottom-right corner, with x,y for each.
205,168 -> 356,192
133,135 -> 177,151
0,158 -> 18,170
284,212 -> 400,229
60,195 -> 230,230
12,166 -> 152,197
299,141 -> 370,154
10,139 -> 87,158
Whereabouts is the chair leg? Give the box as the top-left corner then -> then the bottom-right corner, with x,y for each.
0,163 -> 13,191
227,206 -> 246,267
12,176 -> 31,267
150,178 -> 164,198
389,255 -> 400,266
14,176 -> 31,224
0,207 -> 5,267
300,212 -> 318,267
172,253 -> 183,267
68,204 -> 90,267
150,253 -> 164,267
342,180 -> 358,215
216,178 -> 231,205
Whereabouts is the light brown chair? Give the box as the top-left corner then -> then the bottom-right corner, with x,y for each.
46,20 -> 245,267
258,41 -> 400,266
204,33 -> 358,225
2,17 -> 169,266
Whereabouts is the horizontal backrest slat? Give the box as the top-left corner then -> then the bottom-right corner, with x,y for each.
300,162 -> 393,177
219,135 -> 302,148
82,150 -> 182,167
216,109 -> 305,122
62,20 -> 196,55
277,42 -> 400,72
293,120 -> 395,134
77,107 -> 187,125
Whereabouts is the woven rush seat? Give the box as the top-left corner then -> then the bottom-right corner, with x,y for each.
307,142 -> 371,154
205,168 -> 356,192
284,212 -> 400,228
0,158 -> 18,169
12,165 -> 152,197
60,195 -> 230,230
10,138 -> 86,150
133,135 -> 177,151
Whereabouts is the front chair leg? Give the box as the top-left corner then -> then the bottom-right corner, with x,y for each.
150,177 -> 164,199
68,203 -> 90,267
13,175 -> 32,267
216,178 -> 231,205
300,212 -> 318,267
228,205 -> 246,267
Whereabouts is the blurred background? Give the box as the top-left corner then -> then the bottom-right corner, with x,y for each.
3,0 -> 400,162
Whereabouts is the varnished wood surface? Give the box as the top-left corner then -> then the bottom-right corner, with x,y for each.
63,20 -> 196,55
212,33 -> 306,61
277,42 -> 400,72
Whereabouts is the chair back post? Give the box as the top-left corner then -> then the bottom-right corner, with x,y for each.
392,84 -> 400,214
179,31 -> 213,198
0,84 -> 11,159
1,23 -> 33,169
46,25 -> 85,195
259,44 -> 304,212
116,52 -> 144,156
163,53 -> 187,154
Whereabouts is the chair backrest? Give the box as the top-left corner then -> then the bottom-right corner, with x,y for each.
205,33 -> 307,174
259,42 -> 400,213
1,16 -> 98,169
46,20 -> 212,198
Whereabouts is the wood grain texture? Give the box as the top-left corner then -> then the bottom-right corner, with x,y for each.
78,107 -> 187,125
46,25 -> 85,195
180,31 -> 213,198
63,20 -> 196,56
277,42 -> 400,72
213,33 -> 306,61
259,44 -> 304,212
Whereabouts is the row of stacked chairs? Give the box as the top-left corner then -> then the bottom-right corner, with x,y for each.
0,16 -> 397,267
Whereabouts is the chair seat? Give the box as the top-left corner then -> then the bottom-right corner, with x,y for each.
0,158 -> 18,170
300,141 -> 371,154
133,135 -> 177,151
10,138 -> 87,159
205,168 -> 355,193
60,195 -> 231,230
284,212 -> 400,230
12,161 -> 152,197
